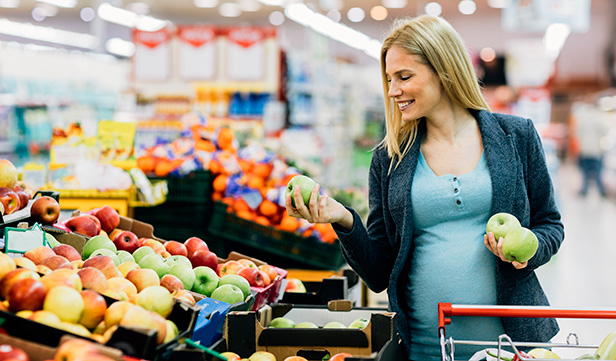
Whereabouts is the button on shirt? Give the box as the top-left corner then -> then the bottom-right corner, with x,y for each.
406,151 -> 504,361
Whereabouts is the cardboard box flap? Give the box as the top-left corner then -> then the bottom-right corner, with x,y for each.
328,300 -> 352,312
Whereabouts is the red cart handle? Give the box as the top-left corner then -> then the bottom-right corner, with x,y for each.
438,303 -> 616,335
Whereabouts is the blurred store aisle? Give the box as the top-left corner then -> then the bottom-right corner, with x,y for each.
536,160 -> 616,357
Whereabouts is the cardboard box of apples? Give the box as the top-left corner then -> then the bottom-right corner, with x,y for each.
223,301 -> 396,360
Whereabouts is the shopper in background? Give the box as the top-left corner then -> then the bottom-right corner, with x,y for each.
574,102 -> 608,197
285,15 -> 564,361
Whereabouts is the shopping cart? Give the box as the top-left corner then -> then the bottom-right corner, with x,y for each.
438,302 -> 616,361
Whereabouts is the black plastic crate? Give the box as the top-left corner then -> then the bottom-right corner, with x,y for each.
151,170 -> 213,204
134,202 -> 212,242
207,202 -> 345,270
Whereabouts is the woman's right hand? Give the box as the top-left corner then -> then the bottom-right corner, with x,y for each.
285,183 -> 354,230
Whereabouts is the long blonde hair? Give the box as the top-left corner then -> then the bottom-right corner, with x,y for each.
379,15 -> 490,170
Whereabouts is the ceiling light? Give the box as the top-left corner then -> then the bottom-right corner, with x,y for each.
347,7 -> 365,22
0,0 -> 20,8
38,3 -> 59,17
80,7 -> 95,22
458,0 -> 476,15
106,37 -> 135,57
238,0 -> 261,12
382,0 -> 407,9
219,2 -> 242,17
370,5 -> 387,21
0,18 -> 98,49
327,9 -> 341,22
319,0 -> 343,11
32,7 -> 46,21
255,0 -> 283,5
268,10 -> 285,26
487,0 -> 510,8
35,0 -> 76,8
193,0 -> 218,8
97,3 -> 168,31
424,2 -> 442,16
543,23 -> 570,60
127,2 -> 150,15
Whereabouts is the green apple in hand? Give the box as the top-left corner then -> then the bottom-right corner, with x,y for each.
502,226 -> 538,263
486,212 -> 521,240
285,175 -> 317,207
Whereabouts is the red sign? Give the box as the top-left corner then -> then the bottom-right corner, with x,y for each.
226,27 -> 264,48
133,28 -> 170,49
178,26 -> 216,47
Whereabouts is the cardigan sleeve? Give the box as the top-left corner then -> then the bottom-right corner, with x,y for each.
334,149 -> 397,293
523,119 -> 565,269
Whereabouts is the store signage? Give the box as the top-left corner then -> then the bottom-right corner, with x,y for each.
133,28 -> 171,81
224,27 -> 267,81
177,25 -> 217,80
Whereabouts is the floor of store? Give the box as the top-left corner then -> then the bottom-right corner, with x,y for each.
537,159 -> 616,357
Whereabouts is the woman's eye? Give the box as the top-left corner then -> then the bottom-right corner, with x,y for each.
386,78 -> 392,83
401,76 -> 411,81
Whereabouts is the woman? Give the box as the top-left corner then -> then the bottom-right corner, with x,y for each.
285,15 -> 564,361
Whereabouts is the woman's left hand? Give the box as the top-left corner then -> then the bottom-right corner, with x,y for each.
484,232 -> 528,269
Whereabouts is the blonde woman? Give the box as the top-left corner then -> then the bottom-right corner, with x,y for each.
285,15 -> 564,360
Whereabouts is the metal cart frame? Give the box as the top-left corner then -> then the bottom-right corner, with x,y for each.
438,302 -> 616,361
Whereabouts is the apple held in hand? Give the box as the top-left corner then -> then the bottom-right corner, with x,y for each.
502,226 -> 538,263
486,212 -> 521,241
285,175 -> 317,207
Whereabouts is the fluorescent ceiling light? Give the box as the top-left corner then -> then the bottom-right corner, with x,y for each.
35,0 -> 76,8
238,0 -> 262,12
0,18 -> 98,49
106,37 -> 135,57
219,2 -> 242,17
0,0 -> 20,8
543,23 -> 570,60
382,0 -> 407,9
194,0 -> 218,8
487,0 -> 510,8
97,2 -> 168,31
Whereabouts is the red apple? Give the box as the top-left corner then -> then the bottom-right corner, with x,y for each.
39,255 -> 72,270
219,260 -> 246,276
82,214 -> 102,235
77,267 -> 109,293
258,264 -> 279,283
29,196 -> 61,225
237,267 -> 266,287
0,159 -> 18,189
7,278 -> 47,312
12,185 -> 30,211
79,289 -> 108,330
112,230 -> 140,253
82,255 -> 122,279
65,215 -> 99,237
52,244 -> 82,262
40,268 -> 82,291
0,187 -> 19,215
24,246 -> 56,265
94,205 -> 120,233
160,274 -> 184,293
0,268 -> 40,300
0,344 -> 29,361
190,250 -> 218,271
258,270 -> 271,287
184,237 -> 208,259
164,241 -> 188,257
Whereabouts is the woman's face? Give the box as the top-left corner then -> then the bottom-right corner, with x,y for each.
385,46 -> 448,123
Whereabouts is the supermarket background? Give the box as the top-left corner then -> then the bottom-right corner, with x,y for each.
2,0 -> 616,359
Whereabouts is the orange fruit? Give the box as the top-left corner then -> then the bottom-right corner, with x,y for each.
246,175 -> 265,189
217,127 -> 235,151
209,159 -> 224,175
196,139 -> 216,152
211,192 -> 223,202
238,159 -> 254,173
154,159 -> 173,177
253,163 -> 273,179
254,216 -> 271,227
258,199 -> 278,217
233,198 -> 251,214
236,210 -> 255,221
137,156 -> 156,174
213,174 -> 228,193
278,215 -> 299,233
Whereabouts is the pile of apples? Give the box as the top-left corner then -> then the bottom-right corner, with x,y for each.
221,351 -> 352,361
1,243 -> 188,346
0,159 -> 34,216
267,316 -> 369,330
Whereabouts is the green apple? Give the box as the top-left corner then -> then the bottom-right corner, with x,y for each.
285,175 -> 317,207
502,226 -> 538,263
348,318 -> 369,329
138,253 -> 169,278
116,250 -> 135,264
132,246 -> 155,264
44,233 -> 60,248
89,248 -> 121,266
82,235 -> 116,260
295,321 -> 318,328
192,266 -> 219,296
164,255 -> 192,269
168,264 -> 196,290
486,212 -> 521,241
164,319 -> 179,343
323,321 -> 346,329
210,284 -> 244,305
219,274 -> 250,300
269,317 -> 295,328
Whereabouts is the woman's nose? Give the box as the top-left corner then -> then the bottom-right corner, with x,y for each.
388,82 -> 401,98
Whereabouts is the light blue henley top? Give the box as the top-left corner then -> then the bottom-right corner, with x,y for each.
406,151 -> 505,361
